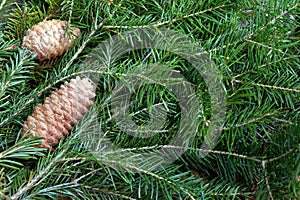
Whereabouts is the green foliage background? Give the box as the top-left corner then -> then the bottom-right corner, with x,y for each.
0,0 -> 299,199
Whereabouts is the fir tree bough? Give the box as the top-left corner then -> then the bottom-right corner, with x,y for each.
0,0 -> 299,199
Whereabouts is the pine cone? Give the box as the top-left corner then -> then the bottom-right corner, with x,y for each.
22,19 -> 80,61
22,76 -> 96,150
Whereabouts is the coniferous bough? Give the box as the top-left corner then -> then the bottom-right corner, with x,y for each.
0,0 -> 299,199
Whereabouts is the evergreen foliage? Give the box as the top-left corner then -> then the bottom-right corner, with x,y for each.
0,0 -> 299,199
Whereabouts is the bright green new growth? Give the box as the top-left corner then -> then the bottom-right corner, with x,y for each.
0,0 -> 299,199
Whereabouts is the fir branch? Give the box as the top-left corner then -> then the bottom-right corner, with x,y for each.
0,52 -> 33,99
266,148 -> 296,163
233,79 -> 300,93
208,3 -> 299,54
83,186 -> 137,200
55,157 -> 88,163
110,145 -> 263,163
10,150 -> 67,200
62,20 -> 104,73
223,112 -> 274,131
97,158 -> 196,200
0,0 -> 7,11
109,144 -> 298,165
62,0 -> 125,73
245,3 -> 300,40
244,38 -> 283,53
72,167 -> 103,184
261,160 -> 274,200
0,136 -> 45,170
103,4 -> 226,29
232,56 -> 296,79
68,0 -> 74,25
270,117 -> 298,125
210,192 -> 256,197
0,193 -> 10,200
25,168 -> 104,199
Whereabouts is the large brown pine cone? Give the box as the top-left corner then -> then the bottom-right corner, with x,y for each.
22,19 -> 80,61
22,76 -> 96,150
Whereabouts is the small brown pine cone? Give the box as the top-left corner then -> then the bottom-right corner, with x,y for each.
22,76 -> 96,150
22,19 -> 80,61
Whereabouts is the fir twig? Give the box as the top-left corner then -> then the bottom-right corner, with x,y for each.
83,186 -> 138,200
0,0 -> 7,11
97,158 -> 196,200
103,4 -> 226,29
262,160 -> 274,200
244,38 -> 283,53
62,0 -> 125,73
10,150 -> 67,200
233,79 -> 300,93
223,112 -> 274,130
232,56 -> 296,79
